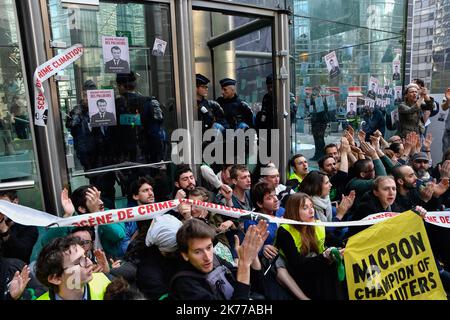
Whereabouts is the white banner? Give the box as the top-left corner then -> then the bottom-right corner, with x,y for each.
1,199 -> 450,230
34,44 -> 84,126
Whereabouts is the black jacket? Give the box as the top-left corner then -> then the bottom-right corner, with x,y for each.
170,255 -> 264,300
275,227 -> 346,300
1,223 -> 38,264
136,245 -> 181,300
347,190 -> 402,237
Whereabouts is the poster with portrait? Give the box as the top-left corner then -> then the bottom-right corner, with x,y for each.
392,60 -> 401,81
367,76 -> 379,100
324,51 -> 341,79
152,38 -> 167,56
102,36 -> 130,74
346,97 -> 357,118
88,89 -> 116,127
394,86 -> 403,104
391,109 -> 399,126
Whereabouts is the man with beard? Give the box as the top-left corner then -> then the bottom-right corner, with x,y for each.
410,152 -> 433,187
173,164 -> 197,200
392,165 -> 450,284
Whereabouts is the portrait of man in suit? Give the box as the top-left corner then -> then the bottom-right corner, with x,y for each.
328,58 -> 340,78
104,46 -> 130,73
90,99 -> 116,127
393,64 -> 400,81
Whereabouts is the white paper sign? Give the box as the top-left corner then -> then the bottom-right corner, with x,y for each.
152,38 -> 167,56
102,36 -> 130,73
88,89 -> 116,127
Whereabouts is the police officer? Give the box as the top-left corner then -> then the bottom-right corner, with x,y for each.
256,74 -> 274,130
115,71 -> 165,163
196,73 -> 226,134
216,78 -> 254,130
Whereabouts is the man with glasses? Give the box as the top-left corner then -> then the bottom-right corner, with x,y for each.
35,237 -> 110,300
195,73 -> 226,135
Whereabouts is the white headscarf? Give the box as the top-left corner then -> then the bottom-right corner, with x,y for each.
145,214 -> 182,252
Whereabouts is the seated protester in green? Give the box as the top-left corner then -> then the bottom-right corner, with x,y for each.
30,186 -> 126,262
35,237 -> 110,300
170,218 -> 268,300
275,193 -> 347,300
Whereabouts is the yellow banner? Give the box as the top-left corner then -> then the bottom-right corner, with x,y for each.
344,211 -> 447,300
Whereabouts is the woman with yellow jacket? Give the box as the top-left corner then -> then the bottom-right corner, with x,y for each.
275,193 -> 346,300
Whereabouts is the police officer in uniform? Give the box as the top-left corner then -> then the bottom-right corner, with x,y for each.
216,78 -> 254,130
115,71 -> 165,164
196,74 -> 227,134
256,74 -> 275,130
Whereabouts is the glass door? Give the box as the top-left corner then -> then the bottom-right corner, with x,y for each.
46,0 -> 177,208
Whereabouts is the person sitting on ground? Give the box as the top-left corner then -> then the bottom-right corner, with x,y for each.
275,193 -> 347,300
170,218 -> 268,300
136,214 -> 183,300
35,236 -> 110,300
259,163 -> 294,208
0,190 -> 38,264
248,181 -> 309,300
104,276 -> 145,300
286,154 -> 309,192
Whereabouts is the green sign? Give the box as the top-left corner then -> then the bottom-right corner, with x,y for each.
116,30 -> 132,45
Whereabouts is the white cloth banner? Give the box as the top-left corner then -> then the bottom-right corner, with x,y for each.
1,199 -> 450,229
34,44 -> 84,126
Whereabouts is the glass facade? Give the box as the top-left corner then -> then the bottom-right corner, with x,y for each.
0,0 -> 43,208
431,0 -> 450,93
47,0 -> 177,208
292,0 -> 406,160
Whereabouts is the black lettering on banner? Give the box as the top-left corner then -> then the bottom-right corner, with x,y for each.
428,272 -> 437,289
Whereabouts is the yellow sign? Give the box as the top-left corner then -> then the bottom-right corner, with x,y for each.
344,211 -> 446,300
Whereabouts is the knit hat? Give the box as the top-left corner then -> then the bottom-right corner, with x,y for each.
145,214 -> 183,252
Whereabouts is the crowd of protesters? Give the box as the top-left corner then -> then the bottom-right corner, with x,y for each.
2,81 -> 450,300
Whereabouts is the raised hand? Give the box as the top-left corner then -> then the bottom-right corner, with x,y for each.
235,220 -> 269,267
263,244 -> 279,260
85,187 -> 103,213
423,133 -> 433,151
346,125 -> 355,138
419,183 -> 434,202
360,141 -> 377,158
439,160 -> 450,179
340,136 -> 351,153
94,249 -> 110,273
433,178 -> 449,198
445,88 -> 450,101
336,190 -> 355,220
178,202 -> 192,221
61,188 -> 75,217
8,265 -> 31,300
357,130 -> 366,143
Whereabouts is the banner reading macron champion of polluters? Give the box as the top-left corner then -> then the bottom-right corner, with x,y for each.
344,211 -> 447,300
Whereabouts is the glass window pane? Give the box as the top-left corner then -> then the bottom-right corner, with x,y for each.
0,0 -> 43,208
47,0 -> 177,207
